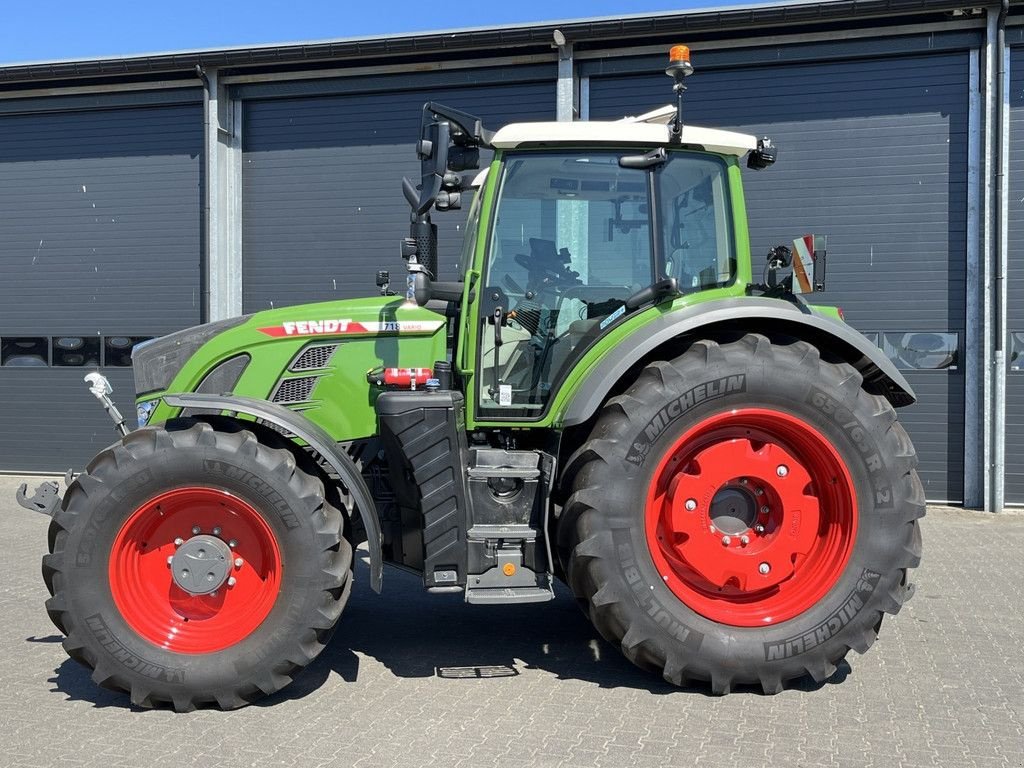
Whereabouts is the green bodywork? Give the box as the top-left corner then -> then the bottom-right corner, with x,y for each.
139,148 -> 839,439
142,298 -> 448,440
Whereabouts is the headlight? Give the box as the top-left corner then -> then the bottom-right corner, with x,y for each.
136,399 -> 159,428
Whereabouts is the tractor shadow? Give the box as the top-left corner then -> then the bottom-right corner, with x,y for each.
261,552 -> 851,705
44,551 -> 850,709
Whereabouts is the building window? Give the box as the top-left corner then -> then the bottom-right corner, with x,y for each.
0,335 -> 154,368
104,336 -> 151,367
1,337 -> 49,367
1010,332 -> 1024,373
883,332 -> 959,371
52,337 -> 101,367
860,331 -> 880,348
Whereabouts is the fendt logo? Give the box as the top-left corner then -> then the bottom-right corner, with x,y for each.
257,319 -> 445,338
259,319 -> 364,337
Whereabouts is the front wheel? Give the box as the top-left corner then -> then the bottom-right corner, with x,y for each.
560,334 -> 924,694
43,421 -> 352,711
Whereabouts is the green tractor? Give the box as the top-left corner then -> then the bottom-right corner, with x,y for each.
29,47 -> 923,710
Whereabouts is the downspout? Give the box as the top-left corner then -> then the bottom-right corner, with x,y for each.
990,0 -> 1009,513
196,64 -> 211,324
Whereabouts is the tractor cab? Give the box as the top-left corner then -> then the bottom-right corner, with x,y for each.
401,46 -> 776,425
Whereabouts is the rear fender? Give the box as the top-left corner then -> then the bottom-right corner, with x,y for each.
561,296 -> 915,428
162,393 -> 383,592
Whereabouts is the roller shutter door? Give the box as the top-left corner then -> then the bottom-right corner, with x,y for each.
588,52 -> 969,502
0,103 -> 202,471
1006,46 -> 1024,504
241,76 -> 555,311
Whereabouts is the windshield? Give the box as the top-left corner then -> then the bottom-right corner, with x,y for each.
477,150 -> 734,418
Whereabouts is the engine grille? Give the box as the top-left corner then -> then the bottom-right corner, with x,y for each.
290,344 -> 338,371
271,376 -> 319,404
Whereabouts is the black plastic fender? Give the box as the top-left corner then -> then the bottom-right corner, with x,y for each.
163,393 -> 383,592
561,296 -> 916,427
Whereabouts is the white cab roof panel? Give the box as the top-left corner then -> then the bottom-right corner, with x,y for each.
491,107 -> 757,157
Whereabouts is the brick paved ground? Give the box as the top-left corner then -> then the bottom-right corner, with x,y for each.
1,474 -> 1021,768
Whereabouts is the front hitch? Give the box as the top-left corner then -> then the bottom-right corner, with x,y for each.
15,469 -> 73,517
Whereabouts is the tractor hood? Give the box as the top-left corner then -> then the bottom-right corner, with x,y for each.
133,315 -> 249,396
132,296 -> 448,441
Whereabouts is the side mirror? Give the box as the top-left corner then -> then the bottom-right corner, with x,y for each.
747,137 -> 777,170
412,272 -> 466,306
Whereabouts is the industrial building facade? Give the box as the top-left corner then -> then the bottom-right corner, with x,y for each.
0,0 -> 1019,510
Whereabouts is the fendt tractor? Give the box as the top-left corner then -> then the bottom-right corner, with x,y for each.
19,47 -> 923,711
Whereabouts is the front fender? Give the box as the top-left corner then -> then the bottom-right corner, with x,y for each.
562,296 -> 915,428
162,393 -> 383,593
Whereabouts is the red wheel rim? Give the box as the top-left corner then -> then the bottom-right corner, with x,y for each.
645,408 -> 857,627
109,487 -> 282,653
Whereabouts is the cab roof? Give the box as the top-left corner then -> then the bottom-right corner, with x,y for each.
489,105 -> 758,157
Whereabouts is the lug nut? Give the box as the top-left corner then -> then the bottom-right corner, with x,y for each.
755,487 -> 764,496
228,539 -> 237,548
776,465 -> 789,478
761,506 -> 770,515
754,524 -> 766,534
739,478 -> 748,485
759,562 -> 771,575
684,498 -> 697,511
740,535 -> 750,546
234,558 -> 243,568
174,537 -> 184,547
212,526 -> 222,536
192,526 -> 201,535
167,556 -> 173,565
227,577 -> 237,587
210,590 -> 218,598
721,535 -> 731,546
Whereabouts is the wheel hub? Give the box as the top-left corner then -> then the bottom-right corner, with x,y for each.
708,486 -> 757,535
170,534 -> 232,595
646,408 -> 858,627
109,487 -> 282,654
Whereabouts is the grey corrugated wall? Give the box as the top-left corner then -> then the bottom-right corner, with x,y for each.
588,52 -> 969,502
241,78 -> 556,311
1006,46 -> 1023,504
0,103 -> 202,471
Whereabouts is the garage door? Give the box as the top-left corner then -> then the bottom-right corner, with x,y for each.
1007,46 -> 1024,505
240,70 -> 556,311
587,51 -> 970,502
0,101 -> 203,472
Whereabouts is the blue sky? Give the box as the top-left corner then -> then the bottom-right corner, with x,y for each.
0,0 -> 756,64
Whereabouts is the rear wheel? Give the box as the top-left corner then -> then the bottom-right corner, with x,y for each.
560,334 -> 924,693
43,421 -> 351,711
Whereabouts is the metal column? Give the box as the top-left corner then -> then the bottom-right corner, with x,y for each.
554,31 -> 575,122
965,49 -> 983,508
202,68 -> 243,321
983,7 -> 1010,513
